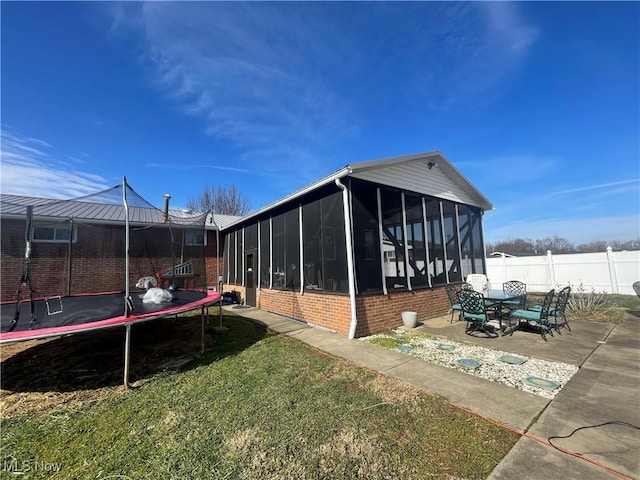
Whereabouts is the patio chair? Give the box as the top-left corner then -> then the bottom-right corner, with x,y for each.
502,281 -> 527,309
530,286 -> 571,333
445,284 -> 463,323
634,281 -> 640,299
458,289 -> 498,338
466,274 -> 489,293
509,289 -> 555,341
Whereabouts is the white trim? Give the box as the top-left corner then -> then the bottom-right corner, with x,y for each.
335,179 -> 358,339
299,204 -> 304,295
269,216 -> 273,289
257,220 -> 261,290
242,228 -> 245,286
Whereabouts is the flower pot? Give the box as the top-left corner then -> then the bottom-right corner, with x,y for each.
401,311 -> 418,328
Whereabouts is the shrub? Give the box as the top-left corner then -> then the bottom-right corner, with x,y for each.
566,282 -> 613,315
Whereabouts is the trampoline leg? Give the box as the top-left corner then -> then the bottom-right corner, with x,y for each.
124,324 -> 132,388
201,306 -> 205,355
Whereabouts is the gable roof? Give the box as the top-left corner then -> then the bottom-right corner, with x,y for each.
225,151 -> 493,229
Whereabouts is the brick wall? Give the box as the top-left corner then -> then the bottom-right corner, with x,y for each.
355,287 -> 449,337
222,281 -> 450,337
257,288 -> 352,335
1,219 -> 221,302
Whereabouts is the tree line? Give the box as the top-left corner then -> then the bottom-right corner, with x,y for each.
485,235 -> 640,256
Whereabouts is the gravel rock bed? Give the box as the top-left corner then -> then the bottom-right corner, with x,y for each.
361,328 -> 579,399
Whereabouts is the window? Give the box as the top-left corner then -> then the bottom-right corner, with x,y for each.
284,208 -> 300,290
259,219 -> 270,288
272,214 -> 286,288
380,188 -> 406,290
425,198 -> 445,285
235,228 -> 242,285
303,199 -> 322,290
301,192 -> 348,293
32,223 -> 76,243
442,202 -> 462,283
351,179 -> 382,293
404,194 -> 428,288
184,229 -> 206,246
225,231 -> 235,284
245,223 -> 257,251
458,206 -> 473,280
470,208 -> 486,275
321,192 -> 347,292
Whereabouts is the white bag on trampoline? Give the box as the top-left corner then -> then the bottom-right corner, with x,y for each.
142,288 -> 173,304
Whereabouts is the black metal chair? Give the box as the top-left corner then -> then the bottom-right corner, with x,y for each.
531,286 -> 571,333
510,289 -> 555,341
445,284 -> 463,323
458,289 -> 497,337
503,280 -> 527,306
633,281 -> 640,300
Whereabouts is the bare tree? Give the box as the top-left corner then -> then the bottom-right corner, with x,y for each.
535,235 -> 575,254
486,238 -> 536,256
187,185 -> 251,215
488,236 -> 640,256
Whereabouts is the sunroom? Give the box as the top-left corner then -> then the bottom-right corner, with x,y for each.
221,151 -> 493,338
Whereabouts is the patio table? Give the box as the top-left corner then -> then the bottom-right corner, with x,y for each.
483,290 -> 526,336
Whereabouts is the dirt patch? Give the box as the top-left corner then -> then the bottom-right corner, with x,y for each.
1,318 -> 208,418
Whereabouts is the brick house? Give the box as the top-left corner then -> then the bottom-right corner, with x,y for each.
0,183 -> 238,303
220,151 -> 493,338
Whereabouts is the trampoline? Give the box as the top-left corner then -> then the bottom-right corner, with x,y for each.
0,290 -> 220,344
0,177 -> 223,387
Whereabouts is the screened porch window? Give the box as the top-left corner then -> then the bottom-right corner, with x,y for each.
259,219 -> 270,288
404,194 -> 428,288
380,188 -> 406,290
442,202 -> 462,283
351,180 -> 382,293
425,199 -> 446,285
471,208 -> 485,275
458,205 -> 473,280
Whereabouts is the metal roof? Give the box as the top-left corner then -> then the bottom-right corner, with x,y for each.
0,194 -> 228,229
224,151 -> 493,230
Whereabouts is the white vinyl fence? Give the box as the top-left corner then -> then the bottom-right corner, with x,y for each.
485,248 -> 640,295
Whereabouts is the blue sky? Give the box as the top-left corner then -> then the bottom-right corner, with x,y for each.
1,1 -> 638,245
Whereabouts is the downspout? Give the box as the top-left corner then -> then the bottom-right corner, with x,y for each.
335,178 -> 358,339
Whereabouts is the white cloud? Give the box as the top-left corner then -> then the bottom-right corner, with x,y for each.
145,162 -> 251,174
550,179 -> 640,196
109,2 -> 537,169
0,129 -> 111,198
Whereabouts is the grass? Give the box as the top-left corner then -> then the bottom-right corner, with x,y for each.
1,310 -> 519,479
527,291 -> 639,324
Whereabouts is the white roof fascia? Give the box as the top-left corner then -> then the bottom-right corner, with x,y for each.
223,166 -> 352,230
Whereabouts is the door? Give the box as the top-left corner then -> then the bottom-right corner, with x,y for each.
245,252 -> 256,307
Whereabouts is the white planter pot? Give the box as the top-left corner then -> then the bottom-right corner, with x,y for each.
401,311 -> 418,328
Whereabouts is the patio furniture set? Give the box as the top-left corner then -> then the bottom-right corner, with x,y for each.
445,280 -> 572,341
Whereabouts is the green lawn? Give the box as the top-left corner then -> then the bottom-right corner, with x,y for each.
1,312 -> 519,479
